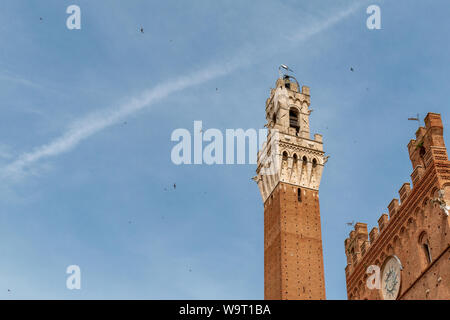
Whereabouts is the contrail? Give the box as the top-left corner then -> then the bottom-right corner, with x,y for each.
287,2 -> 363,42
1,60 -> 244,180
1,3 -> 362,182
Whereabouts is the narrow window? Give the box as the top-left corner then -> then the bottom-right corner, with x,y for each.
419,146 -> 426,168
419,232 -> 432,266
297,188 -> 302,202
423,243 -> 432,264
289,108 -> 300,134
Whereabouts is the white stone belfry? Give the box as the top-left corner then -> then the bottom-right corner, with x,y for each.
255,76 -> 327,202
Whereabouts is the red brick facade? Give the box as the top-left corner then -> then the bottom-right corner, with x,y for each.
264,183 -> 326,299
345,113 -> 450,300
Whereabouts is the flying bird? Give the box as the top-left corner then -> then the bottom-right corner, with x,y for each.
350,67 -> 354,72
346,220 -> 355,226
140,27 -> 144,33
173,183 -> 176,189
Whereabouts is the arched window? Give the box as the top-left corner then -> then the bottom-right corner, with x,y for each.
289,108 -> 300,134
419,232 -> 432,266
301,156 -> 307,174
282,151 -> 288,161
419,145 -> 426,168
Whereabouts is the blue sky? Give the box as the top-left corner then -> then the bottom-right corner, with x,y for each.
0,0 -> 449,299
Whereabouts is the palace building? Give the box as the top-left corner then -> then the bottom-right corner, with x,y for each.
254,73 -> 449,300
344,113 -> 450,300
254,75 -> 328,300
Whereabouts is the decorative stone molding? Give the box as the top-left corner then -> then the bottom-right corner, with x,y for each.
255,78 -> 326,203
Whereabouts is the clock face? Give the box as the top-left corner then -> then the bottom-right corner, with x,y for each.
381,256 -> 402,300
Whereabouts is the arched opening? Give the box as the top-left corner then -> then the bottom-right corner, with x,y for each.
293,154 -> 298,171
418,232 -> 432,266
282,151 -> 288,169
419,146 -> 426,167
289,108 -> 300,134
301,156 -> 308,178
310,158 -> 318,184
297,188 -> 302,202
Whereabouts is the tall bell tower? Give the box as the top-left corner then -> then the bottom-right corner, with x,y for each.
254,74 -> 327,300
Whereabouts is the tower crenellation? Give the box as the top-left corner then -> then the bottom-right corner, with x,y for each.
255,75 -> 327,203
344,112 -> 450,300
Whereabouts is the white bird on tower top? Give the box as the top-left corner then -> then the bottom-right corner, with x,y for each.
279,64 -> 294,78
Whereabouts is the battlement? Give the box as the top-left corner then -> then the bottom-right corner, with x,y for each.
272,77 -> 310,96
408,113 -> 447,173
344,223 -> 369,273
344,112 -> 449,279
255,77 -> 328,202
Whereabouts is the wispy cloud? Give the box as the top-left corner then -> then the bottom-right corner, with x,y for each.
286,2 -> 363,42
0,60 -> 244,181
1,3 -> 361,183
0,144 -> 14,160
0,72 -> 43,90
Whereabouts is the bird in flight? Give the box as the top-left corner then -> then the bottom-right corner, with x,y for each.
346,220 -> 355,226
350,67 -> 354,72
140,27 -> 144,33
173,183 -> 176,189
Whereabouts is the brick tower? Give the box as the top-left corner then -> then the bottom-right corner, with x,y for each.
344,113 -> 449,300
254,74 -> 327,300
